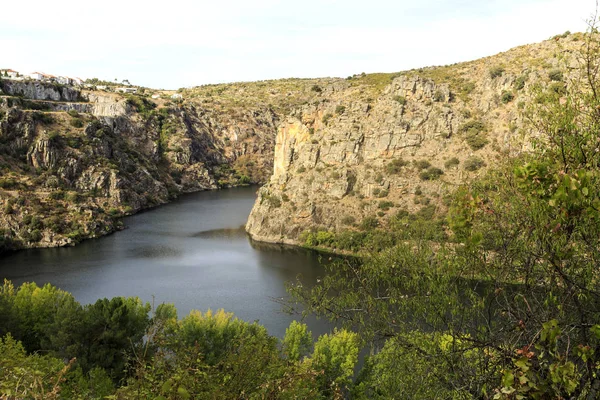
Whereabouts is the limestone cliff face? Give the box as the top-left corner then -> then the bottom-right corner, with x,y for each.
246,35 -> 580,245
0,81 -> 280,250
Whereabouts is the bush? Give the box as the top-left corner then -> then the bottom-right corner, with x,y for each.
433,90 -> 445,102
297,166 -> 306,173
465,131 -> 489,150
548,82 -> 566,96
341,215 -> 356,225
459,120 -> 486,135
489,66 -> 505,79
419,167 -> 444,181
31,112 -> 54,125
385,158 -> 409,174
67,110 -> 80,118
393,96 -> 407,105
444,157 -> 460,169
514,75 -> 527,90
359,216 -> 379,231
548,69 -> 563,81
378,201 -> 394,211
414,160 -> 431,170
464,156 -> 486,171
70,118 -> 84,128
335,105 -> 346,114
311,85 -> 322,93
501,91 -> 514,104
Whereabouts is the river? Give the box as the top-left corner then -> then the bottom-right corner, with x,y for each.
0,186 -> 331,338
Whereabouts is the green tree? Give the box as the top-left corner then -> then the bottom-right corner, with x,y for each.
282,320 -> 313,362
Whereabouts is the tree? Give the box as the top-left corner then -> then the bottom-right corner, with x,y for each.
290,21 -> 600,399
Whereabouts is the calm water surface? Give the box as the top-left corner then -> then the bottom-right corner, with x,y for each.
0,186 -> 331,338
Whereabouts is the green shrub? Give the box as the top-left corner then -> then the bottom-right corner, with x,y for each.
433,90 -> 445,102
341,215 -> 356,225
419,167 -> 444,181
393,95 -> 407,105
378,201 -> 394,211
459,120 -> 486,135
70,118 -> 84,128
514,75 -> 527,90
359,216 -> 379,231
67,110 -> 80,118
548,82 -> 566,96
489,66 -> 505,79
297,166 -> 306,173
414,160 -> 431,170
464,156 -> 486,171
385,158 -> 409,174
376,189 -> 389,198
501,91 -> 514,104
444,157 -> 460,169
311,85 -> 322,93
548,69 -> 563,82
465,131 -> 489,150
335,105 -> 346,114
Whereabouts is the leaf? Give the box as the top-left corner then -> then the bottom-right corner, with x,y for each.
502,371 -> 515,388
177,386 -> 191,400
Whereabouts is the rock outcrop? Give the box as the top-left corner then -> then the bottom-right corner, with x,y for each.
246,34 -> 581,246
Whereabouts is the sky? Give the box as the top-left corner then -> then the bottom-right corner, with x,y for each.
0,0 -> 595,89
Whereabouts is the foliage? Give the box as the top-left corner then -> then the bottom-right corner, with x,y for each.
283,320 -> 313,362
463,156 -> 485,171
385,157 -> 408,174
445,157 -> 460,169
419,166 -> 444,180
501,90 -> 514,104
489,66 -> 505,79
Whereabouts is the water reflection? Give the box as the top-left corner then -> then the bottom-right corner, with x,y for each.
0,186 -> 331,338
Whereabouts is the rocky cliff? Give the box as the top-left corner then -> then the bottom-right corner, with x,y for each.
0,32 -> 581,252
0,78 -> 329,251
246,33 -> 580,247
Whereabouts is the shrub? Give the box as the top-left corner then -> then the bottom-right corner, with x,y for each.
548,69 -> 563,81
489,66 -> 505,79
393,96 -> 407,105
67,110 -> 80,118
419,167 -> 444,181
335,105 -> 346,114
378,201 -> 394,211
359,216 -> 379,231
376,189 -> 389,198
465,131 -> 489,150
297,166 -> 306,173
433,90 -> 445,102
341,215 -> 356,225
459,120 -> 486,135
385,158 -> 409,174
444,157 -> 460,169
514,75 -> 527,90
70,118 -> 84,128
464,156 -> 486,171
311,85 -> 322,93
31,112 -> 54,125
414,160 -> 431,170
501,91 -> 514,104
548,82 -> 566,96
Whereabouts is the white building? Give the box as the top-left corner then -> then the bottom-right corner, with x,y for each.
57,76 -> 73,85
1,69 -> 19,78
116,87 -> 137,94
28,72 -> 44,80
151,94 -> 161,99
171,93 -> 183,100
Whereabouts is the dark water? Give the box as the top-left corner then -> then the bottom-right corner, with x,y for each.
0,186 -> 332,338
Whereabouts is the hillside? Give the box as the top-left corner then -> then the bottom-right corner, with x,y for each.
246,32 -> 581,248
0,32 -> 579,252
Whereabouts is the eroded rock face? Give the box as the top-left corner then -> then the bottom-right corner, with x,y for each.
1,80 -> 82,102
245,35 -> 577,246
0,83 -> 278,250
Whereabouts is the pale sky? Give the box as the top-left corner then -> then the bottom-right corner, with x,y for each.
0,0 -> 594,89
